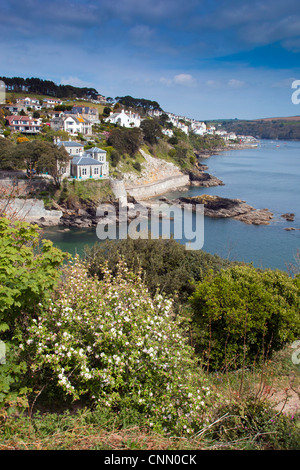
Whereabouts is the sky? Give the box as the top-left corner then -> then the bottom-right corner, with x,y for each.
1,0 -> 300,120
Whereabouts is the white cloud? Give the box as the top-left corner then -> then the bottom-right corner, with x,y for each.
228,78 -> 246,88
60,76 -> 93,88
159,73 -> 197,87
173,73 -> 196,85
206,79 -> 222,88
271,77 -> 297,87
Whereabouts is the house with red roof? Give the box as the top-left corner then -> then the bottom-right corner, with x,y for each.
5,115 -> 43,134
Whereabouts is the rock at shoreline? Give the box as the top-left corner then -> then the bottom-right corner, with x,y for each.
188,171 -> 224,187
281,213 -> 295,222
174,195 -> 273,225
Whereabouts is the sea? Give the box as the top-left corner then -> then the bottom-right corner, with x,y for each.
42,139 -> 300,273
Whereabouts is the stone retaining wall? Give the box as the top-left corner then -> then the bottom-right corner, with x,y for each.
125,174 -> 190,200
0,198 -> 62,226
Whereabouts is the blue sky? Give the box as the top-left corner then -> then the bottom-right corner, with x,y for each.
1,0 -> 300,120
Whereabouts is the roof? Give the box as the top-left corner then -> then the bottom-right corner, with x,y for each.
72,156 -> 103,166
63,114 -> 90,124
86,147 -> 106,153
6,115 -> 41,125
58,141 -> 83,147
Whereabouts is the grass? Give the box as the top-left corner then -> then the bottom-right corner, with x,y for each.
5,92 -> 105,115
57,178 -> 115,208
117,151 -> 146,175
1,346 -> 299,450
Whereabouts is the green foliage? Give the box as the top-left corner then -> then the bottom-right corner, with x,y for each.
114,95 -> 162,113
0,217 -> 68,410
8,140 -> 71,186
84,238 -> 233,303
26,259 -> 211,436
0,76 -> 99,100
189,265 -> 300,370
0,138 -> 16,170
102,107 -> 112,117
107,127 -> 143,157
210,396 -> 300,450
140,118 -> 162,145
110,149 -> 121,167
189,132 -> 226,151
132,161 -> 141,172
168,136 -> 178,145
220,118 -> 300,140
57,179 -> 114,209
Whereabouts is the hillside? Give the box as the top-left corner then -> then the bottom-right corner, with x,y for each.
254,116 -> 300,122
218,118 -> 300,140
0,76 -> 100,100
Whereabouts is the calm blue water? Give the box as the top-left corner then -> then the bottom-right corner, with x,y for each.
42,140 -> 300,272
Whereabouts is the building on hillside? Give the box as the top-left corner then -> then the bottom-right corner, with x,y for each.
57,140 -> 84,155
5,104 -> 27,115
50,114 -> 92,136
9,97 -> 42,111
46,110 -> 65,119
55,140 -> 109,179
68,106 -> 100,124
190,121 -> 207,136
206,126 -> 216,135
42,98 -> 63,108
147,109 -> 163,118
70,155 -> 108,179
223,132 -> 238,141
5,115 -> 42,134
162,128 -> 174,137
96,94 -> 107,104
16,97 -> 40,106
105,109 -> 141,128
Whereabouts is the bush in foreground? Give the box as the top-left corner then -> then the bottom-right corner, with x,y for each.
190,265 -> 300,370
0,217 -> 68,411
25,258 -> 211,436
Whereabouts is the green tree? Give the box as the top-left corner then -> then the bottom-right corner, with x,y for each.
0,139 -> 17,170
140,118 -> 162,145
189,265 -> 300,370
110,149 -> 121,167
84,238 -> 233,303
107,127 -> 143,157
0,217 -> 68,410
12,140 -> 71,187
102,106 -> 112,117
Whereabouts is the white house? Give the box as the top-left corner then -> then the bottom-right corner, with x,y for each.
190,121 -> 207,136
51,114 -> 93,136
43,98 -> 63,108
56,140 -> 109,179
105,109 -> 141,128
162,129 -> 174,137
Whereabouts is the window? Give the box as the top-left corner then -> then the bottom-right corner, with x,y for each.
82,168 -> 87,176
94,167 -> 99,174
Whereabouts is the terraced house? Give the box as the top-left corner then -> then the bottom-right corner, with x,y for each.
5,115 -> 42,134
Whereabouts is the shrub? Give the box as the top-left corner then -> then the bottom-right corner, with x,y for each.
189,265 -> 300,370
132,161 -> 141,172
0,217 -> 68,411
26,259 -> 212,436
84,238 -> 233,303
209,396 -> 300,450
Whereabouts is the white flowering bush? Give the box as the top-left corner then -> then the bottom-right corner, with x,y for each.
26,258 -> 211,435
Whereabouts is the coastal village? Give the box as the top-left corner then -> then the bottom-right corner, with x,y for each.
0,80 -> 264,227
